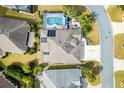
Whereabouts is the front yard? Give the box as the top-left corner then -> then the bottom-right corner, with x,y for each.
87,22 -> 100,45
114,34 -> 124,59
81,61 -> 100,86
115,70 -> 124,88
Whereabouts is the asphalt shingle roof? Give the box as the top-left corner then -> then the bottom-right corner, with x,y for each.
0,75 -> 15,88
43,69 -> 82,88
0,17 -> 30,53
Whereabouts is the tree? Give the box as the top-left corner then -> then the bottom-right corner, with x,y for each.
79,14 -> 95,36
82,64 -> 96,83
29,60 -> 42,76
27,47 -> 36,55
32,65 -> 42,76
38,14 -> 43,29
63,5 -> 83,18
92,66 -> 100,75
119,5 -> 124,11
22,65 -> 31,74
4,61 -> 43,88
22,76 -> 33,88
0,61 -> 6,71
34,79 -> 40,88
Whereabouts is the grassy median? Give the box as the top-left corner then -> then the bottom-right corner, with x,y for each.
114,34 -> 124,59
115,70 -> 124,88
107,5 -> 123,22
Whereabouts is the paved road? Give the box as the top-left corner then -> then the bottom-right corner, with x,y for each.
88,5 -> 114,88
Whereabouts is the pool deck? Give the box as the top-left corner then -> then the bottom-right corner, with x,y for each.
43,12 -> 68,30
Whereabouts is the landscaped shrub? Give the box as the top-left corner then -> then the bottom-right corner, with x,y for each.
119,5 -> 124,11
22,65 -> 31,74
92,66 -> 100,75
27,47 -> 37,55
37,14 -> 43,29
62,5 -> 95,36
3,61 -> 42,88
22,76 -> 33,88
0,61 -> 6,71
4,73 -> 22,88
83,61 -> 94,70
48,64 -> 81,70
63,5 -> 86,18
31,24 -> 36,32
34,79 -> 40,88
82,66 -> 96,83
29,60 -> 42,76
79,14 -> 95,36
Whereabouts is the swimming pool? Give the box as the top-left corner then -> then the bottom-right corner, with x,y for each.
47,17 -> 63,25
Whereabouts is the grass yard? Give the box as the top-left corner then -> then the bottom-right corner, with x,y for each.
91,74 -> 100,86
0,6 -> 37,23
89,61 -> 100,86
87,22 -> 100,45
0,52 -> 42,66
81,61 -> 100,86
114,34 -> 124,59
38,5 -> 63,13
107,5 -> 123,22
115,70 -> 124,88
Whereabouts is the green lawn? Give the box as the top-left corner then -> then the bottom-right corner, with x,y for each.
114,34 -> 124,59
87,22 -> 100,45
0,6 -> 38,23
87,61 -> 100,86
38,5 -> 63,13
115,71 -> 124,88
107,5 -> 123,22
0,52 -> 41,66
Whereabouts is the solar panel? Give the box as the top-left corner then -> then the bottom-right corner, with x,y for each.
47,30 -> 56,37
41,37 -> 47,43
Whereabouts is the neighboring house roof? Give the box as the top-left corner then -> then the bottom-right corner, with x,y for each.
28,32 -> 35,48
3,5 -> 32,13
0,17 -> 30,53
42,69 -> 82,88
0,75 -> 15,88
0,49 -> 6,57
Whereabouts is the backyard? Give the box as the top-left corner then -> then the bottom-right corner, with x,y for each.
38,5 -> 63,13
114,34 -> 124,59
38,5 -> 100,45
0,52 -> 42,66
0,6 -> 38,23
115,70 -> 124,88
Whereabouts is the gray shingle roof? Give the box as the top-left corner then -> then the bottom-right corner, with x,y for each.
0,49 -> 6,57
0,17 -> 30,53
0,75 -> 15,88
43,69 -> 82,88
3,5 -> 32,13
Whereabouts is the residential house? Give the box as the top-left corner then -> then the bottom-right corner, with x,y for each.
41,12 -> 85,64
0,75 -> 15,88
41,68 -> 87,88
0,17 -> 30,57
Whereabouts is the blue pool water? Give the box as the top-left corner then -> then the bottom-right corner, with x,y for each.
47,17 -> 63,25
